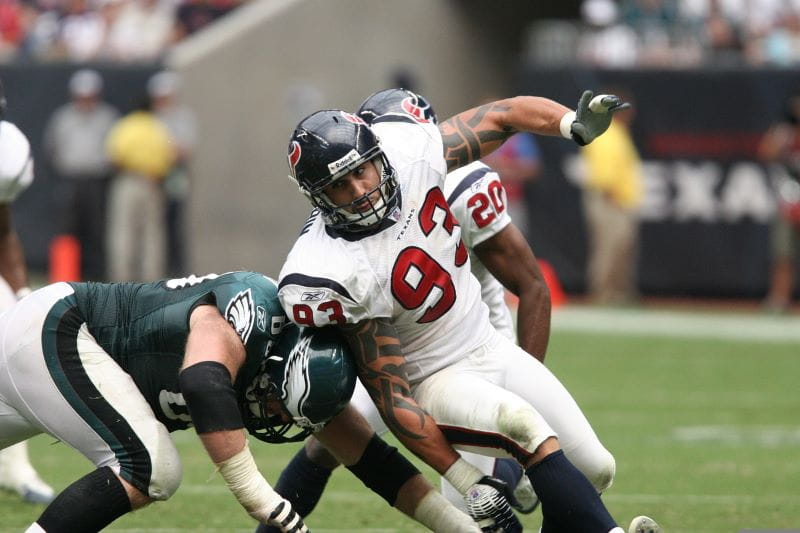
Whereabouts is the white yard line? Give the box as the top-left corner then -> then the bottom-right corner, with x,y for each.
551,305 -> 800,343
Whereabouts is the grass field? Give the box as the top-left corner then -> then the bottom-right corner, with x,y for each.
1,305 -> 798,532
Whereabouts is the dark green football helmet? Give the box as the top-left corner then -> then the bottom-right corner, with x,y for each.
243,324 -> 357,443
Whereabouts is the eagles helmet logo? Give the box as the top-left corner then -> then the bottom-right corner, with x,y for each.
225,289 -> 255,344
280,334 -> 323,431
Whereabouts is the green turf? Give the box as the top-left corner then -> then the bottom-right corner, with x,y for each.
2,320 -> 798,532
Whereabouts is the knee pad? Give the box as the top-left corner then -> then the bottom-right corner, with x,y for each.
588,450 -> 616,493
497,403 -> 552,460
133,428 -> 182,501
566,444 -> 616,493
346,434 -> 419,506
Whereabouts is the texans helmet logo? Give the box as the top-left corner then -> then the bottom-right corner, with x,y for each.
288,141 -> 302,171
401,96 -> 431,123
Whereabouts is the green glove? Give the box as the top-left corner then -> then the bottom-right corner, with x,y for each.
562,90 -> 632,146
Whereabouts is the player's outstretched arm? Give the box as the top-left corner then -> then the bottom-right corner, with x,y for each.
439,91 -> 630,171
474,222 -> 551,361
339,318 -> 462,474
181,306 -> 307,533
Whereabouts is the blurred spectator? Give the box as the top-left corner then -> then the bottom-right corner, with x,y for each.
620,0 -> 678,66
759,94 -> 800,313
566,0 -> 800,68
105,0 -> 176,62
578,0 -> 640,67
481,132 -> 542,243
105,92 -> 175,281
16,2 -> 61,61
147,70 -> 197,276
0,0 -> 24,61
43,69 -> 118,281
580,89 -> 642,305
173,0 -> 240,41
58,0 -> 108,61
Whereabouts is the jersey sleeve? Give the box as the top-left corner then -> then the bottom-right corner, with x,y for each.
277,230 -> 389,328
444,163 -> 512,249
209,272 -> 285,349
0,121 -> 34,203
374,120 -> 446,186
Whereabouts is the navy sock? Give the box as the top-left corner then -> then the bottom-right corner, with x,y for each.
493,457 -> 524,491
526,450 -> 617,532
255,447 -> 333,533
37,466 -> 132,533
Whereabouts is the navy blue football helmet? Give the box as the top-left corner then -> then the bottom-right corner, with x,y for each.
287,109 -> 399,232
242,324 -> 357,443
357,88 -> 438,125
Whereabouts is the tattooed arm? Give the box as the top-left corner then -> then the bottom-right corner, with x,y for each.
340,317 -> 461,474
439,96 -> 571,171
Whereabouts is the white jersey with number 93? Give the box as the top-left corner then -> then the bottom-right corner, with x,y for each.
278,120 -> 492,385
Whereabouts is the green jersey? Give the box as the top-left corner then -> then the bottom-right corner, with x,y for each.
63,272 -> 286,432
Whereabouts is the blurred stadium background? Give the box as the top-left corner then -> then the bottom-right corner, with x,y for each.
2,0 -> 798,301
1,0 -> 799,531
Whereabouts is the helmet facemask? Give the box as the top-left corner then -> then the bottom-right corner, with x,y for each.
241,361 -> 312,444
308,152 -> 398,232
241,324 -> 357,444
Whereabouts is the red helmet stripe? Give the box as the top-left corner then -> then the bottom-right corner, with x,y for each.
289,141 -> 302,169
341,111 -> 366,125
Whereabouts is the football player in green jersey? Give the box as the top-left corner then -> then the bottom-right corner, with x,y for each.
0,272 -> 481,533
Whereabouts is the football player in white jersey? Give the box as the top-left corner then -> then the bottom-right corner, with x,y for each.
257,90 -> 548,533
0,77 -> 56,505
277,89 -> 661,533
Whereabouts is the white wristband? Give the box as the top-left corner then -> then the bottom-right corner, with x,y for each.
215,441 -> 282,517
414,489 -> 481,532
15,287 -> 32,300
443,457 -> 484,495
559,110 -> 576,139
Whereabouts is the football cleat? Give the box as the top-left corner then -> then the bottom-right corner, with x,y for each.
628,515 -> 662,533
511,474 -> 539,514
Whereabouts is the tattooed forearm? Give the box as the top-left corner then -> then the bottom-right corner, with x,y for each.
341,318 -> 429,440
379,380 -> 427,440
440,102 -> 515,171
341,318 -> 400,364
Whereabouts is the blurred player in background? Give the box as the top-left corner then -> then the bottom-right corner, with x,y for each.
760,93 -> 800,313
278,87 -> 661,533
580,87 -> 642,306
0,76 -> 56,505
0,271 -> 482,533
258,89 -> 551,533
